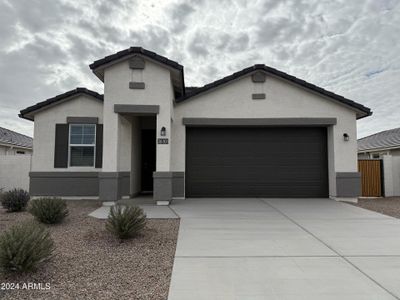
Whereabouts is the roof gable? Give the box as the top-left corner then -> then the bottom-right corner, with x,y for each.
90,47 -> 183,72
89,47 -> 185,97
176,64 -> 371,119
19,88 -> 103,121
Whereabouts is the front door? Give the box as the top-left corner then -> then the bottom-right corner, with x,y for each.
141,129 -> 156,192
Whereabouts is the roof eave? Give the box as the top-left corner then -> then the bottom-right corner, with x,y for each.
0,141 -> 32,149
18,113 -> 34,121
176,65 -> 372,118
19,88 -> 103,121
356,110 -> 373,120
358,145 -> 400,153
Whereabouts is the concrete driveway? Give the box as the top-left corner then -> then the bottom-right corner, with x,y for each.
168,198 -> 400,300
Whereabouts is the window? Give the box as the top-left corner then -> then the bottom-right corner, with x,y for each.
16,151 -> 25,154
69,124 -> 96,167
372,153 -> 380,159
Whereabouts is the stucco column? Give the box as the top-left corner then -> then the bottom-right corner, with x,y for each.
332,118 -> 360,201
153,107 -> 172,204
99,107 -> 122,201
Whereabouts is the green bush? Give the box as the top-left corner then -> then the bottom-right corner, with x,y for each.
0,221 -> 54,273
106,205 -> 147,240
29,197 -> 69,224
0,188 -> 30,212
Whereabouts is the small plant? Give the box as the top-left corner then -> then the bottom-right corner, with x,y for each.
0,188 -> 30,212
0,221 -> 54,273
29,197 -> 69,224
106,205 -> 147,240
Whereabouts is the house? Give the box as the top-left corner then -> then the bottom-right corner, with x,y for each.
358,128 -> 400,196
19,47 -> 372,204
0,127 -> 32,191
0,126 -> 33,155
358,127 -> 400,158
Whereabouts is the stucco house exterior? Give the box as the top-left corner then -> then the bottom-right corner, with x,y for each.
19,47 -> 371,204
0,126 -> 33,155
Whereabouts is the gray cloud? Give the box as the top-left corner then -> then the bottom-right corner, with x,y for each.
129,26 -> 171,55
7,0 -> 78,33
187,31 -> 210,57
0,0 -> 399,139
170,2 -> 196,33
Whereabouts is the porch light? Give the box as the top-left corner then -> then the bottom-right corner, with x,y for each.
160,126 -> 166,136
343,133 -> 349,141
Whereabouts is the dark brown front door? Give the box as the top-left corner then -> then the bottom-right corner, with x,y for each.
141,129 -> 156,192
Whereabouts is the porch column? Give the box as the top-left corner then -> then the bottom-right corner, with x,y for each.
153,110 -> 172,205
99,111 -> 122,201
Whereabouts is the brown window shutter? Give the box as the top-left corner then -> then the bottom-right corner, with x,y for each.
95,124 -> 103,168
54,124 -> 69,168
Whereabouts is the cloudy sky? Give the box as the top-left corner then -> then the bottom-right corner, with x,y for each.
0,0 -> 399,138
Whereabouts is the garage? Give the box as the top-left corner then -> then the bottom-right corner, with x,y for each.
185,127 -> 329,198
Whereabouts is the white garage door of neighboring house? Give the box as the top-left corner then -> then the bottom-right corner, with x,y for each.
185,127 -> 329,198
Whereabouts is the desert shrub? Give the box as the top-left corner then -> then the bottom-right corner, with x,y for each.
106,205 -> 147,240
0,188 -> 30,212
0,221 -> 54,273
29,197 -> 69,224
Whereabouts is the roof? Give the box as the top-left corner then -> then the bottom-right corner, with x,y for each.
89,47 -> 185,96
19,88 -> 103,121
358,127 -> 400,152
0,126 -> 33,149
176,64 -> 372,119
90,47 -> 183,71
20,49 -> 372,121
185,86 -> 199,93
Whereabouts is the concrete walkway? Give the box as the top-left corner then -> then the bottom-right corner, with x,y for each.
168,198 -> 400,300
88,197 -> 178,219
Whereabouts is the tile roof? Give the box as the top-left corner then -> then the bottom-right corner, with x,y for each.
89,47 -> 183,71
20,88 -> 103,121
358,127 -> 400,151
176,64 -> 371,119
0,126 -> 33,149
20,49 -> 372,122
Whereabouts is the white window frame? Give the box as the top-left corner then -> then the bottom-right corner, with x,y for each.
68,123 -> 96,168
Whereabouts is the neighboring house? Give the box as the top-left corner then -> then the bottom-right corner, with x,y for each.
358,127 -> 400,158
19,47 -> 372,204
358,127 -> 400,197
0,126 -> 33,155
0,127 -> 32,191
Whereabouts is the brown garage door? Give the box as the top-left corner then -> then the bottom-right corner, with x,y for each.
185,127 -> 329,197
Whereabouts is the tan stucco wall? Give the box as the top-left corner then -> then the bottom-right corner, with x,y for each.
172,74 -> 358,198
31,95 -> 103,172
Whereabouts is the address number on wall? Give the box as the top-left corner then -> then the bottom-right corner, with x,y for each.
157,138 -> 169,144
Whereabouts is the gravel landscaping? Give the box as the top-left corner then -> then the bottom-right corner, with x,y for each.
351,197 -> 400,219
0,200 -> 179,300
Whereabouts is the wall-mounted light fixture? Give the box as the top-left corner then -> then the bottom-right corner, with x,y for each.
160,126 -> 166,136
343,133 -> 349,141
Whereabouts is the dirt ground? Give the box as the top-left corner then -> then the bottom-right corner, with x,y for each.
351,197 -> 400,219
0,200 -> 179,300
